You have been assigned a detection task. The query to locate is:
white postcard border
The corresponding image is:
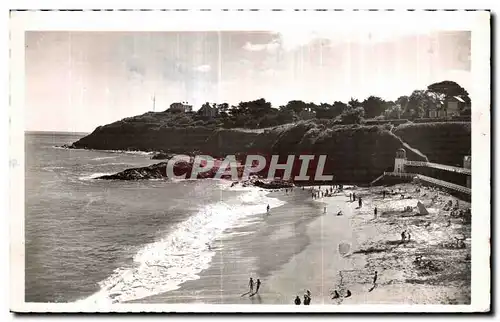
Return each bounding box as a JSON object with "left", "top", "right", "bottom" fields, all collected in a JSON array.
[{"left": 9, "top": 9, "right": 491, "bottom": 313}]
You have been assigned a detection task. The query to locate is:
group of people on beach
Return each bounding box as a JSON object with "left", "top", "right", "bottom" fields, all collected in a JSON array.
[
  {"left": 401, "top": 230, "right": 412, "bottom": 243},
  {"left": 311, "top": 185, "right": 341, "bottom": 200},
  {"left": 294, "top": 290, "right": 311, "bottom": 305},
  {"left": 349, "top": 193, "right": 363, "bottom": 207},
  {"left": 330, "top": 289, "right": 352, "bottom": 299},
  {"left": 246, "top": 277, "right": 261, "bottom": 296}
]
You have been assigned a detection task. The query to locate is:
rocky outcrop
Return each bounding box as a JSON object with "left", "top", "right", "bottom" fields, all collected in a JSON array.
[
  {"left": 71, "top": 113, "right": 470, "bottom": 184},
  {"left": 150, "top": 152, "right": 174, "bottom": 160},
  {"left": 253, "top": 179, "right": 294, "bottom": 189},
  {"left": 98, "top": 162, "right": 169, "bottom": 180},
  {"left": 98, "top": 160, "right": 246, "bottom": 181},
  {"left": 97, "top": 161, "right": 298, "bottom": 189}
]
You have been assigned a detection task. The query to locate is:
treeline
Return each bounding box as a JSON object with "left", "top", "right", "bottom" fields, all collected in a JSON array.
[{"left": 150, "top": 80, "right": 472, "bottom": 129}]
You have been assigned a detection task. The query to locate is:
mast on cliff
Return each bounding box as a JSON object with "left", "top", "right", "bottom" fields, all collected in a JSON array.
[{"left": 152, "top": 93, "right": 156, "bottom": 112}]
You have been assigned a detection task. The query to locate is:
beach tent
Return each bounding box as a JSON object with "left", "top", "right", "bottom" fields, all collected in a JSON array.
[{"left": 417, "top": 201, "right": 429, "bottom": 215}]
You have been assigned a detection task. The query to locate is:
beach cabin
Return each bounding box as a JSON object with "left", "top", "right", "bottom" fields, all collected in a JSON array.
[
  {"left": 463, "top": 155, "right": 471, "bottom": 188},
  {"left": 394, "top": 148, "right": 407, "bottom": 173}
]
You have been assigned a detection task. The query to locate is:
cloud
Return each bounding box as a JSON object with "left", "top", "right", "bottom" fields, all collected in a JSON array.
[
  {"left": 194, "top": 64, "right": 211, "bottom": 73},
  {"left": 242, "top": 41, "right": 280, "bottom": 52}
]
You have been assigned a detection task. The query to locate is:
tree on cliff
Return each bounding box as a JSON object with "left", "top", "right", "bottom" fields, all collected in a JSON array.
[
  {"left": 384, "top": 104, "right": 403, "bottom": 119},
  {"left": 427, "top": 80, "right": 471, "bottom": 105},
  {"left": 339, "top": 106, "right": 365, "bottom": 124},
  {"left": 361, "top": 96, "right": 389, "bottom": 119},
  {"left": 403, "top": 90, "right": 444, "bottom": 118},
  {"left": 281, "top": 100, "right": 309, "bottom": 115},
  {"left": 396, "top": 96, "right": 409, "bottom": 113},
  {"left": 348, "top": 98, "right": 363, "bottom": 108},
  {"left": 217, "top": 103, "right": 230, "bottom": 117},
  {"left": 313, "top": 102, "right": 347, "bottom": 119},
  {"left": 228, "top": 98, "right": 274, "bottom": 128}
]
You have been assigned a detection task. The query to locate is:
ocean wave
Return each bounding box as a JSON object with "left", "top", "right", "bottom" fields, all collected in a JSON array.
[
  {"left": 84, "top": 162, "right": 132, "bottom": 168},
  {"left": 42, "top": 166, "right": 65, "bottom": 172},
  {"left": 52, "top": 146, "right": 154, "bottom": 156},
  {"left": 91, "top": 156, "right": 118, "bottom": 161},
  {"left": 75, "top": 186, "right": 285, "bottom": 305}
]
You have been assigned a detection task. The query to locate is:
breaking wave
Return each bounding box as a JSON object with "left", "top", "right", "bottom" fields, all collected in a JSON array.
[{"left": 75, "top": 185, "right": 284, "bottom": 305}]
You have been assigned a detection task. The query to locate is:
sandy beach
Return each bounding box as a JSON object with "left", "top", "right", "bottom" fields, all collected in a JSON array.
[{"left": 132, "top": 183, "right": 471, "bottom": 305}]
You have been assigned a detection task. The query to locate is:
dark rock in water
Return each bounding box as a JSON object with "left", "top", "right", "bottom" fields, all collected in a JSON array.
[
  {"left": 151, "top": 152, "right": 173, "bottom": 160},
  {"left": 60, "top": 144, "right": 75, "bottom": 149},
  {"left": 253, "top": 179, "right": 294, "bottom": 189},
  {"left": 97, "top": 159, "right": 247, "bottom": 181},
  {"left": 99, "top": 162, "right": 169, "bottom": 180}
]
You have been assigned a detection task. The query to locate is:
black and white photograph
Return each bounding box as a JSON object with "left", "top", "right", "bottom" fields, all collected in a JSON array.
[{"left": 9, "top": 9, "right": 490, "bottom": 313}]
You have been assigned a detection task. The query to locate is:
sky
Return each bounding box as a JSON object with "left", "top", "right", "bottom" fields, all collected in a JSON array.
[{"left": 25, "top": 30, "right": 471, "bottom": 132}]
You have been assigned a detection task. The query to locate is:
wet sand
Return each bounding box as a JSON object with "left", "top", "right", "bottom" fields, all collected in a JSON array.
[
  {"left": 131, "top": 183, "right": 471, "bottom": 305},
  {"left": 132, "top": 188, "right": 325, "bottom": 304}
]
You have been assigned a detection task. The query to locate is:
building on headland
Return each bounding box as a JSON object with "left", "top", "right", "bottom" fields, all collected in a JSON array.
[
  {"left": 198, "top": 103, "right": 220, "bottom": 118},
  {"left": 444, "top": 96, "right": 466, "bottom": 116},
  {"left": 429, "top": 96, "right": 466, "bottom": 118},
  {"left": 169, "top": 102, "right": 193, "bottom": 113},
  {"left": 299, "top": 107, "right": 315, "bottom": 120}
]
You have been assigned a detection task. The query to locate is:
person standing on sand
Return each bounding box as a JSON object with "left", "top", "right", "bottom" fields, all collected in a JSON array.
[
  {"left": 249, "top": 278, "right": 254, "bottom": 293},
  {"left": 368, "top": 271, "right": 378, "bottom": 292},
  {"left": 374, "top": 207, "right": 378, "bottom": 219},
  {"left": 256, "top": 279, "right": 261, "bottom": 293},
  {"left": 383, "top": 190, "right": 386, "bottom": 199},
  {"left": 358, "top": 197, "right": 362, "bottom": 208},
  {"left": 294, "top": 296, "right": 301, "bottom": 305},
  {"left": 267, "top": 204, "right": 270, "bottom": 214},
  {"left": 353, "top": 193, "right": 356, "bottom": 201}
]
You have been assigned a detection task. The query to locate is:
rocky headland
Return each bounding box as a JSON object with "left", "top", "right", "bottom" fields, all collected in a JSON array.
[{"left": 67, "top": 111, "right": 471, "bottom": 185}]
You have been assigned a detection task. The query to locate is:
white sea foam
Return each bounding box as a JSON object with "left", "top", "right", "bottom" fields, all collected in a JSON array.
[
  {"left": 78, "top": 173, "right": 115, "bottom": 181},
  {"left": 75, "top": 185, "right": 285, "bottom": 305},
  {"left": 42, "top": 166, "right": 65, "bottom": 172},
  {"left": 84, "top": 162, "right": 132, "bottom": 168},
  {"left": 52, "top": 145, "right": 154, "bottom": 156},
  {"left": 91, "top": 156, "right": 118, "bottom": 161}
]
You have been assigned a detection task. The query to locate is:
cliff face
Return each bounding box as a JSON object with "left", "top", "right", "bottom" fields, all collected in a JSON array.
[
  {"left": 393, "top": 122, "right": 471, "bottom": 167},
  {"left": 71, "top": 117, "right": 471, "bottom": 184}
]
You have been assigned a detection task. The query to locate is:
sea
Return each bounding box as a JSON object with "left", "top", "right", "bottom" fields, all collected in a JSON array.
[{"left": 24, "top": 132, "right": 285, "bottom": 304}]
